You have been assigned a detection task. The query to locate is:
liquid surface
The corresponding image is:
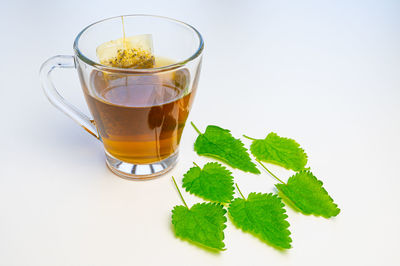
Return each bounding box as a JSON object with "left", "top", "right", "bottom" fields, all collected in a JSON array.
[{"left": 82, "top": 57, "right": 196, "bottom": 164}]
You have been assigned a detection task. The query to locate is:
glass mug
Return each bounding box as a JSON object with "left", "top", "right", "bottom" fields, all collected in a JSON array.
[{"left": 40, "top": 15, "right": 203, "bottom": 179}]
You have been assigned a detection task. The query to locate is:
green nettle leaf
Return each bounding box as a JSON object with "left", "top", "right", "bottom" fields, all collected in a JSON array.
[
  {"left": 171, "top": 177, "right": 227, "bottom": 251},
  {"left": 182, "top": 162, "right": 234, "bottom": 203},
  {"left": 228, "top": 192, "right": 292, "bottom": 249},
  {"left": 191, "top": 123, "right": 260, "bottom": 174},
  {"left": 172, "top": 203, "right": 227, "bottom": 250},
  {"left": 275, "top": 170, "right": 340, "bottom": 218},
  {"left": 246, "top": 132, "right": 308, "bottom": 171}
]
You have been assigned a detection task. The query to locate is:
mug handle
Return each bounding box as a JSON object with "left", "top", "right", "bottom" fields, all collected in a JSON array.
[{"left": 39, "top": 55, "right": 99, "bottom": 139}]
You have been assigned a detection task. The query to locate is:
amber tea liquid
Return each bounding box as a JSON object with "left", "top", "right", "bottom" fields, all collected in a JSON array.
[{"left": 83, "top": 58, "right": 196, "bottom": 164}]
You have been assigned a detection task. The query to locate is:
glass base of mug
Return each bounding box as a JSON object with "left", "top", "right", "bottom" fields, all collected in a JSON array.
[{"left": 105, "top": 151, "right": 178, "bottom": 180}]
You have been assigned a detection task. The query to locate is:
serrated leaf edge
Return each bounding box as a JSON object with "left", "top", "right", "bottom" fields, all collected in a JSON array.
[
  {"left": 171, "top": 202, "right": 228, "bottom": 251},
  {"left": 182, "top": 162, "right": 235, "bottom": 204},
  {"left": 276, "top": 170, "right": 341, "bottom": 218},
  {"left": 195, "top": 125, "right": 260, "bottom": 174},
  {"left": 250, "top": 132, "right": 308, "bottom": 171},
  {"left": 228, "top": 192, "right": 292, "bottom": 249}
]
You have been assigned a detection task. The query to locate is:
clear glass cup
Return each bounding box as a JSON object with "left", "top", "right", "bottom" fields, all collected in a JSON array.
[{"left": 39, "top": 15, "right": 203, "bottom": 179}]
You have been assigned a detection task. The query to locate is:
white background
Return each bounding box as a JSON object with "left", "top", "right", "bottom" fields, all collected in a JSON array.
[{"left": 1, "top": 0, "right": 399, "bottom": 265}]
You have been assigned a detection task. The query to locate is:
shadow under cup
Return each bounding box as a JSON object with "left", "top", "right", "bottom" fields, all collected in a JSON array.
[{"left": 40, "top": 15, "right": 203, "bottom": 179}]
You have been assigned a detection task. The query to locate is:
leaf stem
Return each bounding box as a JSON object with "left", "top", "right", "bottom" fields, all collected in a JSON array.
[
  {"left": 256, "top": 159, "right": 286, "bottom": 184},
  {"left": 242, "top": 135, "right": 257, "bottom": 141},
  {"left": 235, "top": 183, "right": 246, "bottom": 199},
  {"left": 191, "top": 122, "right": 202, "bottom": 135},
  {"left": 193, "top": 162, "right": 200, "bottom": 168},
  {"left": 172, "top": 176, "right": 188, "bottom": 208}
]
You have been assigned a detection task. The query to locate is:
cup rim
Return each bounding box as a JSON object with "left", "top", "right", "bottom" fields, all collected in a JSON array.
[{"left": 73, "top": 14, "right": 204, "bottom": 73}]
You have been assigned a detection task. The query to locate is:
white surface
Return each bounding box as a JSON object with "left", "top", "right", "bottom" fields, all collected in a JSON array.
[{"left": 1, "top": 0, "right": 400, "bottom": 265}]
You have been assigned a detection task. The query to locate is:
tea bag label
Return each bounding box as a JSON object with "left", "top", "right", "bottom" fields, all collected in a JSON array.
[{"left": 96, "top": 34, "right": 155, "bottom": 68}]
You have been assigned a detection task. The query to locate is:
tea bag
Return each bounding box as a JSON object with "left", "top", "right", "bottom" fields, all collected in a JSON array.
[{"left": 96, "top": 34, "right": 155, "bottom": 68}]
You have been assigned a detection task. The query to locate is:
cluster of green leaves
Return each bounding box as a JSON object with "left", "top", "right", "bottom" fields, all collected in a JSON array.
[
  {"left": 248, "top": 133, "right": 341, "bottom": 218},
  {"left": 170, "top": 123, "right": 340, "bottom": 251}
]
